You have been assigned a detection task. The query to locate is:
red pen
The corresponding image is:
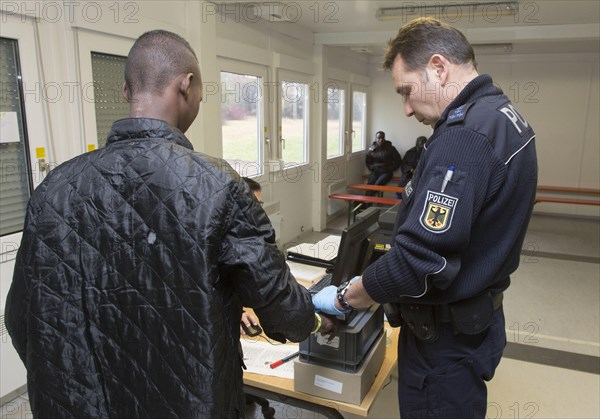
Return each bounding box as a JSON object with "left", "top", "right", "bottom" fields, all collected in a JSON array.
[{"left": 269, "top": 351, "right": 300, "bottom": 369}]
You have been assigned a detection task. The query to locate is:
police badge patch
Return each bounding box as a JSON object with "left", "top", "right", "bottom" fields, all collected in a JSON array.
[{"left": 420, "top": 191, "right": 458, "bottom": 233}]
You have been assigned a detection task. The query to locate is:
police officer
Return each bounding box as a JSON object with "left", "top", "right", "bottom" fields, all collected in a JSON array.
[{"left": 312, "top": 18, "right": 538, "bottom": 419}]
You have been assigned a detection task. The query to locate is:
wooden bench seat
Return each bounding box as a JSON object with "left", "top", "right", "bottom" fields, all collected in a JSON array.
[
  {"left": 534, "top": 196, "right": 600, "bottom": 206},
  {"left": 347, "top": 184, "right": 404, "bottom": 197},
  {"left": 534, "top": 185, "right": 599, "bottom": 208},
  {"left": 537, "top": 185, "right": 600, "bottom": 195},
  {"left": 362, "top": 174, "right": 402, "bottom": 184}
]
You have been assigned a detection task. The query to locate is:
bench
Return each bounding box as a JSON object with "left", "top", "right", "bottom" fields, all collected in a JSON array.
[
  {"left": 354, "top": 181, "right": 600, "bottom": 207},
  {"left": 362, "top": 174, "right": 402, "bottom": 184},
  {"left": 534, "top": 197, "right": 600, "bottom": 206},
  {"left": 329, "top": 193, "right": 402, "bottom": 225},
  {"left": 347, "top": 183, "right": 404, "bottom": 197},
  {"left": 535, "top": 185, "right": 599, "bottom": 207},
  {"left": 537, "top": 185, "right": 600, "bottom": 195}
]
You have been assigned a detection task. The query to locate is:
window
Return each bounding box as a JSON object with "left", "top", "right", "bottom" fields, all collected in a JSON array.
[
  {"left": 220, "top": 71, "right": 263, "bottom": 177},
  {"left": 77, "top": 31, "right": 131, "bottom": 152},
  {"left": 351, "top": 90, "right": 367, "bottom": 153},
  {"left": 280, "top": 80, "right": 309, "bottom": 166},
  {"left": 0, "top": 37, "right": 31, "bottom": 236},
  {"left": 91, "top": 52, "right": 128, "bottom": 148},
  {"left": 326, "top": 83, "right": 345, "bottom": 159}
]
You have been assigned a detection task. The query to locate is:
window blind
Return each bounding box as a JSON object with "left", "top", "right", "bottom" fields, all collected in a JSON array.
[
  {"left": 91, "top": 52, "right": 128, "bottom": 148},
  {"left": 0, "top": 37, "right": 32, "bottom": 236}
]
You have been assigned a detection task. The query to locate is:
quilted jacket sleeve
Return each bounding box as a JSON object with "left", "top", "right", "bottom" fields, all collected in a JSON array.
[
  {"left": 217, "top": 180, "right": 316, "bottom": 343},
  {"left": 4, "top": 189, "right": 43, "bottom": 364}
]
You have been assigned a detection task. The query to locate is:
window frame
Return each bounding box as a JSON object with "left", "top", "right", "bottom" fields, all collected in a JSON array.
[
  {"left": 325, "top": 79, "right": 347, "bottom": 161},
  {"left": 350, "top": 86, "right": 368, "bottom": 155},
  {"left": 0, "top": 16, "right": 48, "bottom": 250},
  {"left": 277, "top": 69, "right": 311, "bottom": 170},
  {"left": 218, "top": 58, "right": 269, "bottom": 177}
]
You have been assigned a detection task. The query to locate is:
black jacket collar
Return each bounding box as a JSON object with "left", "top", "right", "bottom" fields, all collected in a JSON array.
[{"left": 106, "top": 118, "right": 194, "bottom": 150}]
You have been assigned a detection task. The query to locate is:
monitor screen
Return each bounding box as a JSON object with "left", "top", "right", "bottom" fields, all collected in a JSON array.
[{"left": 330, "top": 209, "right": 380, "bottom": 287}]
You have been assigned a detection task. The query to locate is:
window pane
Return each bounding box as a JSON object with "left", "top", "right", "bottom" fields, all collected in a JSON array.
[
  {"left": 0, "top": 37, "right": 32, "bottom": 236},
  {"left": 221, "top": 71, "right": 261, "bottom": 177},
  {"left": 326, "top": 85, "right": 345, "bottom": 159},
  {"left": 281, "top": 81, "right": 308, "bottom": 165},
  {"left": 352, "top": 91, "right": 367, "bottom": 152},
  {"left": 91, "top": 52, "right": 128, "bottom": 148}
]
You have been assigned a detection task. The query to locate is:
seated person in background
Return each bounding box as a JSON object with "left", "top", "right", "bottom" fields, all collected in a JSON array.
[
  {"left": 397, "top": 136, "right": 427, "bottom": 194},
  {"left": 365, "top": 131, "right": 402, "bottom": 197}
]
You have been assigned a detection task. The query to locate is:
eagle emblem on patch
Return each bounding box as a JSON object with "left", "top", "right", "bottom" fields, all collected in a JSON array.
[{"left": 420, "top": 191, "right": 458, "bottom": 233}]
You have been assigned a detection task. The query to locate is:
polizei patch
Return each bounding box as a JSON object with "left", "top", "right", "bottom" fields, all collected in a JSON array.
[{"left": 420, "top": 191, "right": 458, "bottom": 233}]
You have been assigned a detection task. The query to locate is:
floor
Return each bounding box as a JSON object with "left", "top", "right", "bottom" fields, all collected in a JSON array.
[{"left": 2, "top": 212, "right": 599, "bottom": 419}]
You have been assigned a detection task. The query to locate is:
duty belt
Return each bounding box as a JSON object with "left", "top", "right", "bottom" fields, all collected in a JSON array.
[
  {"left": 400, "top": 291, "right": 504, "bottom": 341},
  {"left": 438, "top": 291, "right": 503, "bottom": 323}
]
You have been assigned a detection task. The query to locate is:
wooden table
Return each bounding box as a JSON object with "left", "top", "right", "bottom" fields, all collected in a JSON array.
[
  {"left": 328, "top": 193, "right": 402, "bottom": 225},
  {"left": 243, "top": 325, "right": 399, "bottom": 418}
]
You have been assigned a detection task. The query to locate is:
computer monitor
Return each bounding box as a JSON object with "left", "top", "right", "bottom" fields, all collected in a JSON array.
[
  {"left": 299, "top": 209, "right": 384, "bottom": 369},
  {"left": 330, "top": 209, "right": 380, "bottom": 287}
]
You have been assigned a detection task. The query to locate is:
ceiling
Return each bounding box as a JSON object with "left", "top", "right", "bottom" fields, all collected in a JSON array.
[{"left": 220, "top": 0, "right": 600, "bottom": 56}]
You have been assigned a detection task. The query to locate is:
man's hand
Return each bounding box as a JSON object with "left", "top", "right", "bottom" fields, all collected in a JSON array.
[
  {"left": 240, "top": 312, "right": 259, "bottom": 335},
  {"left": 317, "top": 313, "right": 339, "bottom": 342}
]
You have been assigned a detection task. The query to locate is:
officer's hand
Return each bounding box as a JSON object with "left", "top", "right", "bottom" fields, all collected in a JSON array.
[
  {"left": 317, "top": 313, "right": 339, "bottom": 342},
  {"left": 312, "top": 285, "right": 348, "bottom": 315}
]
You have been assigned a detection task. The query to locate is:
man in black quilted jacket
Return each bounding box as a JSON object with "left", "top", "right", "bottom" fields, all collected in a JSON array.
[{"left": 5, "top": 30, "right": 331, "bottom": 419}]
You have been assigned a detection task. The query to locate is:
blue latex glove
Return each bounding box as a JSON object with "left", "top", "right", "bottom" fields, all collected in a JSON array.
[{"left": 312, "top": 285, "right": 348, "bottom": 315}]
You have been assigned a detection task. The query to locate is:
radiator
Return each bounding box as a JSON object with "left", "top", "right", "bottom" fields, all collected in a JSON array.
[{"left": 0, "top": 310, "right": 27, "bottom": 400}]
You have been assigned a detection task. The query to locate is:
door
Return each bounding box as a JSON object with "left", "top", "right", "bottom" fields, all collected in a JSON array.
[{"left": 1, "top": 14, "right": 50, "bottom": 399}]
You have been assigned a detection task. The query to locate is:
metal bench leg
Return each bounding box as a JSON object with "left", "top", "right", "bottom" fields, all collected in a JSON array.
[{"left": 347, "top": 202, "right": 353, "bottom": 225}]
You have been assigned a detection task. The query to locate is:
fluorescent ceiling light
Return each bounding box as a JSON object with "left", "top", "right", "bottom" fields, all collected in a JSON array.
[{"left": 376, "top": 2, "right": 518, "bottom": 21}]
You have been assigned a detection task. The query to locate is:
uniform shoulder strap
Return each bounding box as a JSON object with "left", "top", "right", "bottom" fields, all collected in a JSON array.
[{"left": 447, "top": 102, "right": 475, "bottom": 126}]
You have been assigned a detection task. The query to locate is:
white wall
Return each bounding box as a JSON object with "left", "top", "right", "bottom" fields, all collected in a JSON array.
[
  {"left": 368, "top": 66, "right": 433, "bottom": 155},
  {"left": 478, "top": 53, "right": 599, "bottom": 217}
]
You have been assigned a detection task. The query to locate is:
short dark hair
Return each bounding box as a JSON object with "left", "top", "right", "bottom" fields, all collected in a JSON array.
[
  {"left": 243, "top": 177, "right": 261, "bottom": 192},
  {"left": 383, "top": 18, "right": 476, "bottom": 72},
  {"left": 125, "top": 30, "right": 199, "bottom": 97},
  {"left": 376, "top": 131, "right": 385, "bottom": 138}
]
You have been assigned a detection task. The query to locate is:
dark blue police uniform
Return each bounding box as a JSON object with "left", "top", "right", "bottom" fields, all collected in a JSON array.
[{"left": 362, "top": 75, "right": 538, "bottom": 419}]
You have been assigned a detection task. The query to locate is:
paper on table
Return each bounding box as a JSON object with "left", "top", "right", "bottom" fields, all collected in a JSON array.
[
  {"left": 287, "top": 260, "right": 326, "bottom": 285},
  {"left": 240, "top": 339, "right": 298, "bottom": 379}
]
